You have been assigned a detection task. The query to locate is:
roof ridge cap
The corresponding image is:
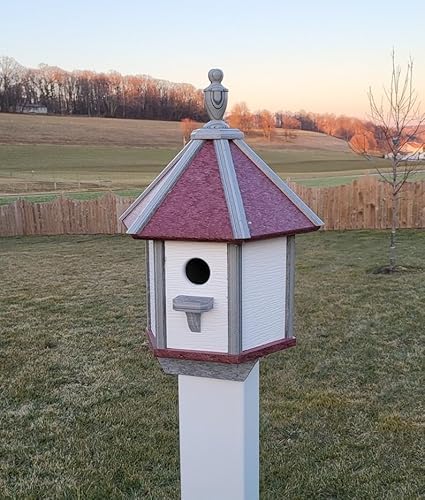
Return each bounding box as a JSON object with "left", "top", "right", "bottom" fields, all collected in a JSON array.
[{"left": 215, "top": 139, "right": 250, "bottom": 239}]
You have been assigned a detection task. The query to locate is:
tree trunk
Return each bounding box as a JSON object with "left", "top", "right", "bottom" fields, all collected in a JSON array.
[{"left": 389, "top": 189, "right": 398, "bottom": 272}]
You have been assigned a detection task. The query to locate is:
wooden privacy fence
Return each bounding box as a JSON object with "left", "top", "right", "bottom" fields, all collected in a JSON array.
[
  {"left": 1, "top": 177, "right": 424, "bottom": 237},
  {"left": 0, "top": 192, "right": 132, "bottom": 237},
  {"left": 292, "top": 177, "right": 425, "bottom": 230}
]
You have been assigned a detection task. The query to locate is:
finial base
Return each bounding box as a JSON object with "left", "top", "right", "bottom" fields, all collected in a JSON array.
[{"left": 191, "top": 127, "right": 244, "bottom": 140}]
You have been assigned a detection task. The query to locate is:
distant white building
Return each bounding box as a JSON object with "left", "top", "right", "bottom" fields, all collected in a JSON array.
[
  {"left": 16, "top": 104, "right": 48, "bottom": 114},
  {"left": 385, "top": 141, "right": 425, "bottom": 161}
]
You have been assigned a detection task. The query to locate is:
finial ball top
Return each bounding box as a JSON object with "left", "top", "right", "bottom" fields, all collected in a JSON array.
[{"left": 208, "top": 68, "right": 224, "bottom": 84}]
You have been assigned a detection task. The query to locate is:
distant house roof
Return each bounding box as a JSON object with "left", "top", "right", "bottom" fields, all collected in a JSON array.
[
  {"left": 16, "top": 103, "right": 47, "bottom": 113},
  {"left": 401, "top": 142, "right": 425, "bottom": 153}
]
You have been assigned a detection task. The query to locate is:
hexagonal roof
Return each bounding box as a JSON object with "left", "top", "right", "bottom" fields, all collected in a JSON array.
[{"left": 120, "top": 71, "right": 322, "bottom": 242}]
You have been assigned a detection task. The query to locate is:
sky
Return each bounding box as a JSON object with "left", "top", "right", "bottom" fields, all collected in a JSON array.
[{"left": 2, "top": 0, "right": 425, "bottom": 118}]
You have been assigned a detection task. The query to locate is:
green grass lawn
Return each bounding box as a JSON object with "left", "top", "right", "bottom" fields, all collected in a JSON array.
[
  {"left": 0, "top": 144, "right": 178, "bottom": 193},
  {"left": 0, "top": 144, "right": 376, "bottom": 184},
  {"left": 0, "top": 189, "right": 146, "bottom": 206},
  {"left": 0, "top": 143, "right": 389, "bottom": 200},
  {"left": 1, "top": 231, "right": 424, "bottom": 498},
  {"left": 256, "top": 148, "right": 383, "bottom": 174}
]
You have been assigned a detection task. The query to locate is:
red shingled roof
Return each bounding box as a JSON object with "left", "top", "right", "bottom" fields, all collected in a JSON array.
[
  {"left": 230, "top": 143, "right": 316, "bottom": 238},
  {"left": 140, "top": 142, "right": 234, "bottom": 241}
]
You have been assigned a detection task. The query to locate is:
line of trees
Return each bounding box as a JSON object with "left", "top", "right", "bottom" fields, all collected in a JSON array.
[
  {"left": 2, "top": 55, "right": 422, "bottom": 162},
  {"left": 227, "top": 102, "right": 383, "bottom": 151},
  {"left": 0, "top": 56, "right": 208, "bottom": 121}
]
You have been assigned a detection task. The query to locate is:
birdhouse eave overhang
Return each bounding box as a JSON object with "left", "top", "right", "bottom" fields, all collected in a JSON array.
[{"left": 130, "top": 224, "right": 320, "bottom": 243}]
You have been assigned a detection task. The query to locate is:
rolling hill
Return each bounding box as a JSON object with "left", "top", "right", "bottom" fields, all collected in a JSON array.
[
  {"left": 0, "top": 113, "right": 390, "bottom": 201},
  {"left": 0, "top": 112, "right": 350, "bottom": 151}
]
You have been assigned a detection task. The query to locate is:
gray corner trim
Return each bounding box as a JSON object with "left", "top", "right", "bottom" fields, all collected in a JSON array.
[
  {"left": 191, "top": 128, "right": 244, "bottom": 140},
  {"left": 153, "top": 241, "right": 166, "bottom": 348},
  {"left": 214, "top": 140, "right": 251, "bottom": 239},
  {"left": 233, "top": 139, "right": 324, "bottom": 227},
  {"left": 158, "top": 358, "right": 257, "bottom": 381},
  {"left": 228, "top": 244, "right": 242, "bottom": 354},
  {"left": 145, "top": 241, "right": 151, "bottom": 331},
  {"left": 120, "top": 139, "right": 195, "bottom": 222},
  {"left": 126, "top": 140, "right": 204, "bottom": 234},
  {"left": 285, "top": 235, "right": 296, "bottom": 339}
]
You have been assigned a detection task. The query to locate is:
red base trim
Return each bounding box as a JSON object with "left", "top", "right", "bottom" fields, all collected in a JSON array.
[{"left": 146, "top": 329, "right": 296, "bottom": 364}]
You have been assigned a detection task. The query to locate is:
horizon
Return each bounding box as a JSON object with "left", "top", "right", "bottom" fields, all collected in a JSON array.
[
  {"left": 0, "top": 54, "right": 382, "bottom": 121},
  {"left": 2, "top": 0, "right": 425, "bottom": 119}
]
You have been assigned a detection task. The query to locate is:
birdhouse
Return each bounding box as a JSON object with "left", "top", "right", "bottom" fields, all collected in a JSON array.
[{"left": 120, "top": 69, "right": 322, "bottom": 380}]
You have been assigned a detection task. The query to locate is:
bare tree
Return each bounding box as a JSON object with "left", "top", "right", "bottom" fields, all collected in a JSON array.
[
  {"left": 227, "top": 102, "right": 253, "bottom": 134},
  {"left": 256, "top": 109, "right": 275, "bottom": 141},
  {"left": 0, "top": 56, "right": 23, "bottom": 111},
  {"left": 0, "top": 56, "right": 208, "bottom": 121},
  {"left": 364, "top": 51, "right": 425, "bottom": 272}
]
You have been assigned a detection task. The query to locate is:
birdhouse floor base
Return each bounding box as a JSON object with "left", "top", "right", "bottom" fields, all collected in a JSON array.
[
  {"left": 146, "top": 328, "right": 296, "bottom": 364},
  {"left": 178, "top": 362, "right": 259, "bottom": 500}
]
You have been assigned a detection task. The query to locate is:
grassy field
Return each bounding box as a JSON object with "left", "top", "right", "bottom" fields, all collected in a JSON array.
[
  {"left": 1, "top": 231, "right": 424, "bottom": 498},
  {"left": 0, "top": 113, "right": 394, "bottom": 202},
  {"left": 0, "top": 143, "right": 384, "bottom": 199},
  {"left": 0, "top": 113, "right": 185, "bottom": 147},
  {"left": 0, "top": 144, "right": 178, "bottom": 194}
]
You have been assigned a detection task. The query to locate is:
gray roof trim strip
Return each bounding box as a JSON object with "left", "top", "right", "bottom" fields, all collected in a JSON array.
[
  {"left": 126, "top": 140, "right": 204, "bottom": 234},
  {"left": 214, "top": 139, "right": 251, "bottom": 239},
  {"left": 120, "top": 139, "right": 196, "bottom": 223},
  {"left": 233, "top": 139, "right": 324, "bottom": 226}
]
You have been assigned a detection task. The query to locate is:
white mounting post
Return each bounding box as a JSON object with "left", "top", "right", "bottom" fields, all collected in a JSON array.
[{"left": 178, "top": 362, "right": 259, "bottom": 500}]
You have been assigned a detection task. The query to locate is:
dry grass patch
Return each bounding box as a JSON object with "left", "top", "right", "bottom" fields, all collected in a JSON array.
[{"left": 0, "top": 114, "right": 185, "bottom": 147}]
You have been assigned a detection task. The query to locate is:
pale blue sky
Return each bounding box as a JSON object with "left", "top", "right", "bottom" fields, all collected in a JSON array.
[{"left": 2, "top": 0, "right": 425, "bottom": 117}]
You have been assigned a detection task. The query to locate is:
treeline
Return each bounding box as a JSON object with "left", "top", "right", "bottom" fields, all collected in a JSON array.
[
  {"left": 0, "top": 56, "right": 208, "bottom": 121},
  {"left": 227, "top": 102, "right": 382, "bottom": 152},
  {"left": 1, "top": 55, "right": 409, "bottom": 153}
]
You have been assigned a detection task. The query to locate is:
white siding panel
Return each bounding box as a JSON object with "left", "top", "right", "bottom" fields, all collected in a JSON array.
[
  {"left": 165, "top": 241, "right": 228, "bottom": 352},
  {"left": 148, "top": 240, "right": 156, "bottom": 336},
  {"left": 242, "top": 237, "right": 286, "bottom": 350}
]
